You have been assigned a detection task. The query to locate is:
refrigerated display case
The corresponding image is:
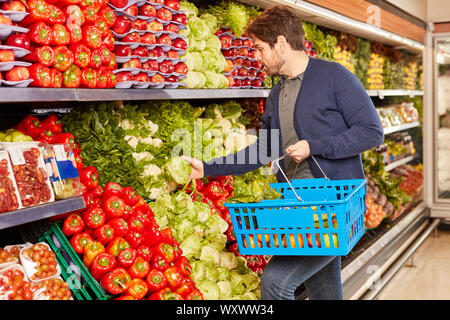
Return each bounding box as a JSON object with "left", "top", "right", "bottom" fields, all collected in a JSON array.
[{"left": 0, "top": 0, "right": 437, "bottom": 300}]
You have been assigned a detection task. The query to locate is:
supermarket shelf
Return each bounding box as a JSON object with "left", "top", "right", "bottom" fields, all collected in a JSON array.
[
  {"left": 366, "top": 90, "right": 424, "bottom": 98},
  {"left": 0, "top": 88, "right": 271, "bottom": 103},
  {"left": 383, "top": 121, "right": 421, "bottom": 135},
  {"left": 384, "top": 155, "right": 416, "bottom": 172},
  {"left": 341, "top": 201, "right": 428, "bottom": 299},
  {"left": 0, "top": 197, "right": 85, "bottom": 231},
  {"left": 239, "top": 0, "right": 424, "bottom": 53}
]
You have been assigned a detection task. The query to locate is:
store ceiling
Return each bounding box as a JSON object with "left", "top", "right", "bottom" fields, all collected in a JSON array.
[{"left": 386, "top": 0, "right": 450, "bottom": 23}]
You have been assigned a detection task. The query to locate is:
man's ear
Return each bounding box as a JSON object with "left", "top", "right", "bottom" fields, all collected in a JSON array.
[{"left": 276, "top": 35, "right": 289, "bottom": 53}]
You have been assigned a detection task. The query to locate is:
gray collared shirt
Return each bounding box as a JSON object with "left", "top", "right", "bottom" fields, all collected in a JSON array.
[{"left": 278, "top": 73, "right": 313, "bottom": 180}]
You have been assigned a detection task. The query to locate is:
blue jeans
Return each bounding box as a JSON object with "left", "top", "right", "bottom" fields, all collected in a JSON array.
[{"left": 260, "top": 255, "right": 343, "bottom": 300}]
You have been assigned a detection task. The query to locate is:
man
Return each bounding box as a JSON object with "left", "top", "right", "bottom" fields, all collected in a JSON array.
[{"left": 182, "top": 5, "right": 384, "bottom": 300}]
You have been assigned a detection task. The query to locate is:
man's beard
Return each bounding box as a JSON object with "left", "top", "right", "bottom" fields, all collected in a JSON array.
[{"left": 264, "top": 50, "right": 284, "bottom": 77}]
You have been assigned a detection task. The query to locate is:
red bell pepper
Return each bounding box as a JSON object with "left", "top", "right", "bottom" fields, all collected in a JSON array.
[
  {"left": 148, "top": 287, "right": 183, "bottom": 300},
  {"left": 203, "top": 181, "right": 224, "bottom": 200},
  {"left": 36, "top": 130, "right": 55, "bottom": 144},
  {"left": 122, "top": 205, "right": 133, "bottom": 220},
  {"left": 108, "top": 218, "right": 129, "bottom": 238},
  {"left": 214, "top": 196, "right": 228, "bottom": 213},
  {"left": 88, "top": 185, "right": 103, "bottom": 199},
  {"left": 48, "top": 5, "right": 66, "bottom": 24},
  {"left": 82, "top": 25, "right": 102, "bottom": 49},
  {"left": 53, "top": 45, "right": 74, "bottom": 72},
  {"left": 70, "top": 43, "right": 91, "bottom": 68},
  {"left": 42, "top": 114, "right": 62, "bottom": 135},
  {"left": 102, "top": 30, "right": 115, "bottom": 53},
  {"left": 29, "top": 22, "right": 53, "bottom": 46},
  {"left": 152, "top": 242, "right": 175, "bottom": 263},
  {"left": 94, "top": 18, "right": 109, "bottom": 39},
  {"left": 117, "top": 247, "right": 137, "bottom": 269},
  {"left": 105, "top": 68, "right": 117, "bottom": 88},
  {"left": 163, "top": 267, "right": 183, "bottom": 289},
  {"left": 54, "top": 132, "right": 75, "bottom": 148},
  {"left": 172, "top": 242, "right": 182, "bottom": 261},
  {"left": 122, "top": 187, "right": 138, "bottom": 206},
  {"left": 185, "top": 289, "right": 204, "bottom": 300},
  {"left": 22, "top": 116, "right": 44, "bottom": 138},
  {"left": 150, "top": 254, "right": 169, "bottom": 272},
  {"left": 125, "top": 231, "right": 144, "bottom": 249},
  {"left": 133, "top": 196, "right": 149, "bottom": 216},
  {"left": 69, "top": 232, "right": 93, "bottom": 254},
  {"left": 90, "top": 252, "right": 117, "bottom": 280},
  {"left": 32, "top": 45, "right": 55, "bottom": 66},
  {"left": 62, "top": 213, "right": 85, "bottom": 236},
  {"left": 83, "top": 241, "right": 105, "bottom": 267},
  {"left": 94, "top": 223, "right": 115, "bottom": 245},
  {"left": 106, "top": 236, "right": 130, "bottom": 257},
  {"left": 160, "top": 228, "right": 173, "bottom": 244},
  {"left": 127, "top": 216, "right": 145, "bottom": 233},
  {"left": 174, "top": 256, "right": 192, "bottom": 276},
  {"left": 88, "top": 48, "right": 102, "bottom": 69},
  {"left": 146, "top": 269, "right": 167, "bottom": 293},
  {"left": 254, "top": 267, "right": 264, "bottom": 278},
  {"left": 24, "top": 0, "right": 51, "bottom": 25},
  {"left": 82, "top": 206, "right": 105, "bottom": 229},
  {"left": 50, "top": 68, "right": 63, "bottom": 88},
  {"left": 72, "top": 142, "right": 81, "bottom": 155},
  {"left": 29, "top": 63, "right": 52, "bottom": 88},
  {"left": 99, "top": 6, "right": 116, "bottom": 27},
  {"left": 83, "top": 191, "right": 95, "bottom": 209},
  {"left": 107, "top": 53, "right": 117, "bottom": 70},
  {"left": 52, "top": 24, "right": 70, "bottom": 46},
  {"left": 100, "top": 267, "right": 131, "bottom": 295},
  {"left": 128, "top": 257, "right": 150, "bottom": 279},
  {"left": 103, "top": 195, "right": 126, "bottom": 220},
  {"left": 174, "top": 277, "right": 194, "bottom": 297},
  {"left": 227, "top": 242, "right": 240, "bottom": 255},
  {"left": 98, "top": 44, "right": 111, "bottom": 66},
  {"left": 142, "top": 224, "right": 163, "bottom": 248},
  {"left": 96, "top": 67, "right": 108, "bottom": 88},
  {"left": 103, "top": 182, "right": 123, "bottom": 199},
  {"left": 225, "top": 227, "right": 236, "bottom": 243},
  {"left": 66, "top": 23, "right": 82, "bottom": 43},
  {"left": 82, "top": 5, "right": 98, "bottom": 24},
  {"left": 79, "top": 166, "right": 98, "bottom": 189},
  {"left": 80, "top": 67, "right": 97, "bottom": 88},
  {"left": 136, "top": 245, "right": 152, "bottom": 262},
  {"left": 115, "top": 295, "right": 135, "bottom": 300},
  {"left": 64, "top": 5, "right": 85, "bottom": 26},
  {"left": 132, "top": 212, "right": 152, "bottom": 229},
  {"left": 62, "top": 64, "right": 81, "bottom": 88},
  {"left": 127, "top": 278, "right": 148, "bottom": 300}
]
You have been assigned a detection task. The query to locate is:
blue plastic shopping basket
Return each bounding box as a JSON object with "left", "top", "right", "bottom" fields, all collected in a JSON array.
[{"left": 225, "top": 155, "right": 366, "bottom": 256}]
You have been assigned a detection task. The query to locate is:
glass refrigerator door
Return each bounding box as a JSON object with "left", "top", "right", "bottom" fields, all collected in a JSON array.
[{"left": 435, "top": 37, "right": 450, "bottom": 200}]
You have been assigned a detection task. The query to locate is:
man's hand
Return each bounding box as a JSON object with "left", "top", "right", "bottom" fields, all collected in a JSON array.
[
  {"left": 286, "top": 140, "right": 310, "bottom": 162},
  {"left": 181, "top": 155, "right": 204, "bottom": 180}
]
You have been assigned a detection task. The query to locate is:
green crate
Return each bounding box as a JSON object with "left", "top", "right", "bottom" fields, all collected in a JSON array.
[{"left": 39, "top": 221, "right": 112, "bottom": 300}]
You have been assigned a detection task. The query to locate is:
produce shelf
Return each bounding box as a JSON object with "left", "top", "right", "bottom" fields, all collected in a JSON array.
[
  {"left": 366, "top": 90, "right": 424, "bottom": 98},
  {"left": 239, "top": 0, "right": 424, "bottom": 53},
  {"left": 0, "top": 88, "right": 271, "bottom": 103},
  {"left": 384, "top": 121, "right": 421, "bottom": 135},
  {"left": 384, "top": 155, "right": 416, "bottom": 172},
  {"left": 0, "top": 197, "right": 85, "bottom": 230}
]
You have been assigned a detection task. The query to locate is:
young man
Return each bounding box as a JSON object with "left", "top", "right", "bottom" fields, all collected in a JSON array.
[{"left": 182, "top": 5, "right": 384, "bottom": 300}]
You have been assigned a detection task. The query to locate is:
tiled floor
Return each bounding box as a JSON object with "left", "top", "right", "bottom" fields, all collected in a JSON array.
[{"left": 376, "top": 229, "right": 450, "bottom": 300}]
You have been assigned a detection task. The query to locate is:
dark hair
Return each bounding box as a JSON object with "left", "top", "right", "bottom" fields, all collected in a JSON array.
[{"left": 246, "top": 5, "right": 305, "bottom": 51}]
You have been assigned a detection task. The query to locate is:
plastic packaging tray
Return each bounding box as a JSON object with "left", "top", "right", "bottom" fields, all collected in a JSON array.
[
  {"left": 0, "top": 149, "right": 22, "bottom": 213},
  {"left": 19, "top": 242, "right": 61, "bottom": 283},
  {"left": 0, "top": 264, "right": 29, "bottom": 300},
  {"left": 0, "top": 79, "right": 33, "bottom": 87},
  {"left": 0, "top": 24, "right": 28, "bottom": 39},
  {"left": 0, "top": 45, "right": 31, "bottom": 58},
  {"left": 0, "top": 60, "right": 31, "bottom": 72},
  {"left": 0, "top": 9, "right": 29, "bottom": 22},
  {"left": 3, "top": 143, "right": 55, "bottom": 208}
]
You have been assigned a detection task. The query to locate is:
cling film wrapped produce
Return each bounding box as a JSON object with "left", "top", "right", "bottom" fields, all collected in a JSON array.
[
  {"left": 41, "top": 144, "right": 83, "bottom": 200},
  {"left": 0, "top": 150, "right": 21, "bottom": 213}
]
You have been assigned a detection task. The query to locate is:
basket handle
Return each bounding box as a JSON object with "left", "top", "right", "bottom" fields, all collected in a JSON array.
[{"left": 259, "top": 154, "right": 329, "bottom": 202}]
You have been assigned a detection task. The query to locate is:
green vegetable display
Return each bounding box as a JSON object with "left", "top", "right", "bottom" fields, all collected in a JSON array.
[{"left": 150, "top": 190, "right": 261, "bottom": 300}]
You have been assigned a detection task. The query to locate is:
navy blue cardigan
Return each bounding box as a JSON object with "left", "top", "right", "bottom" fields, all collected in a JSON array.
[{"left": 203, "top": 57, "right": 384, "bottom": 181}]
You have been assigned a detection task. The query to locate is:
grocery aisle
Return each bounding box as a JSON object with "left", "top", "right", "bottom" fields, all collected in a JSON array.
[{"left": 376, "top": 227, "right": 450, "bottom": 300}]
